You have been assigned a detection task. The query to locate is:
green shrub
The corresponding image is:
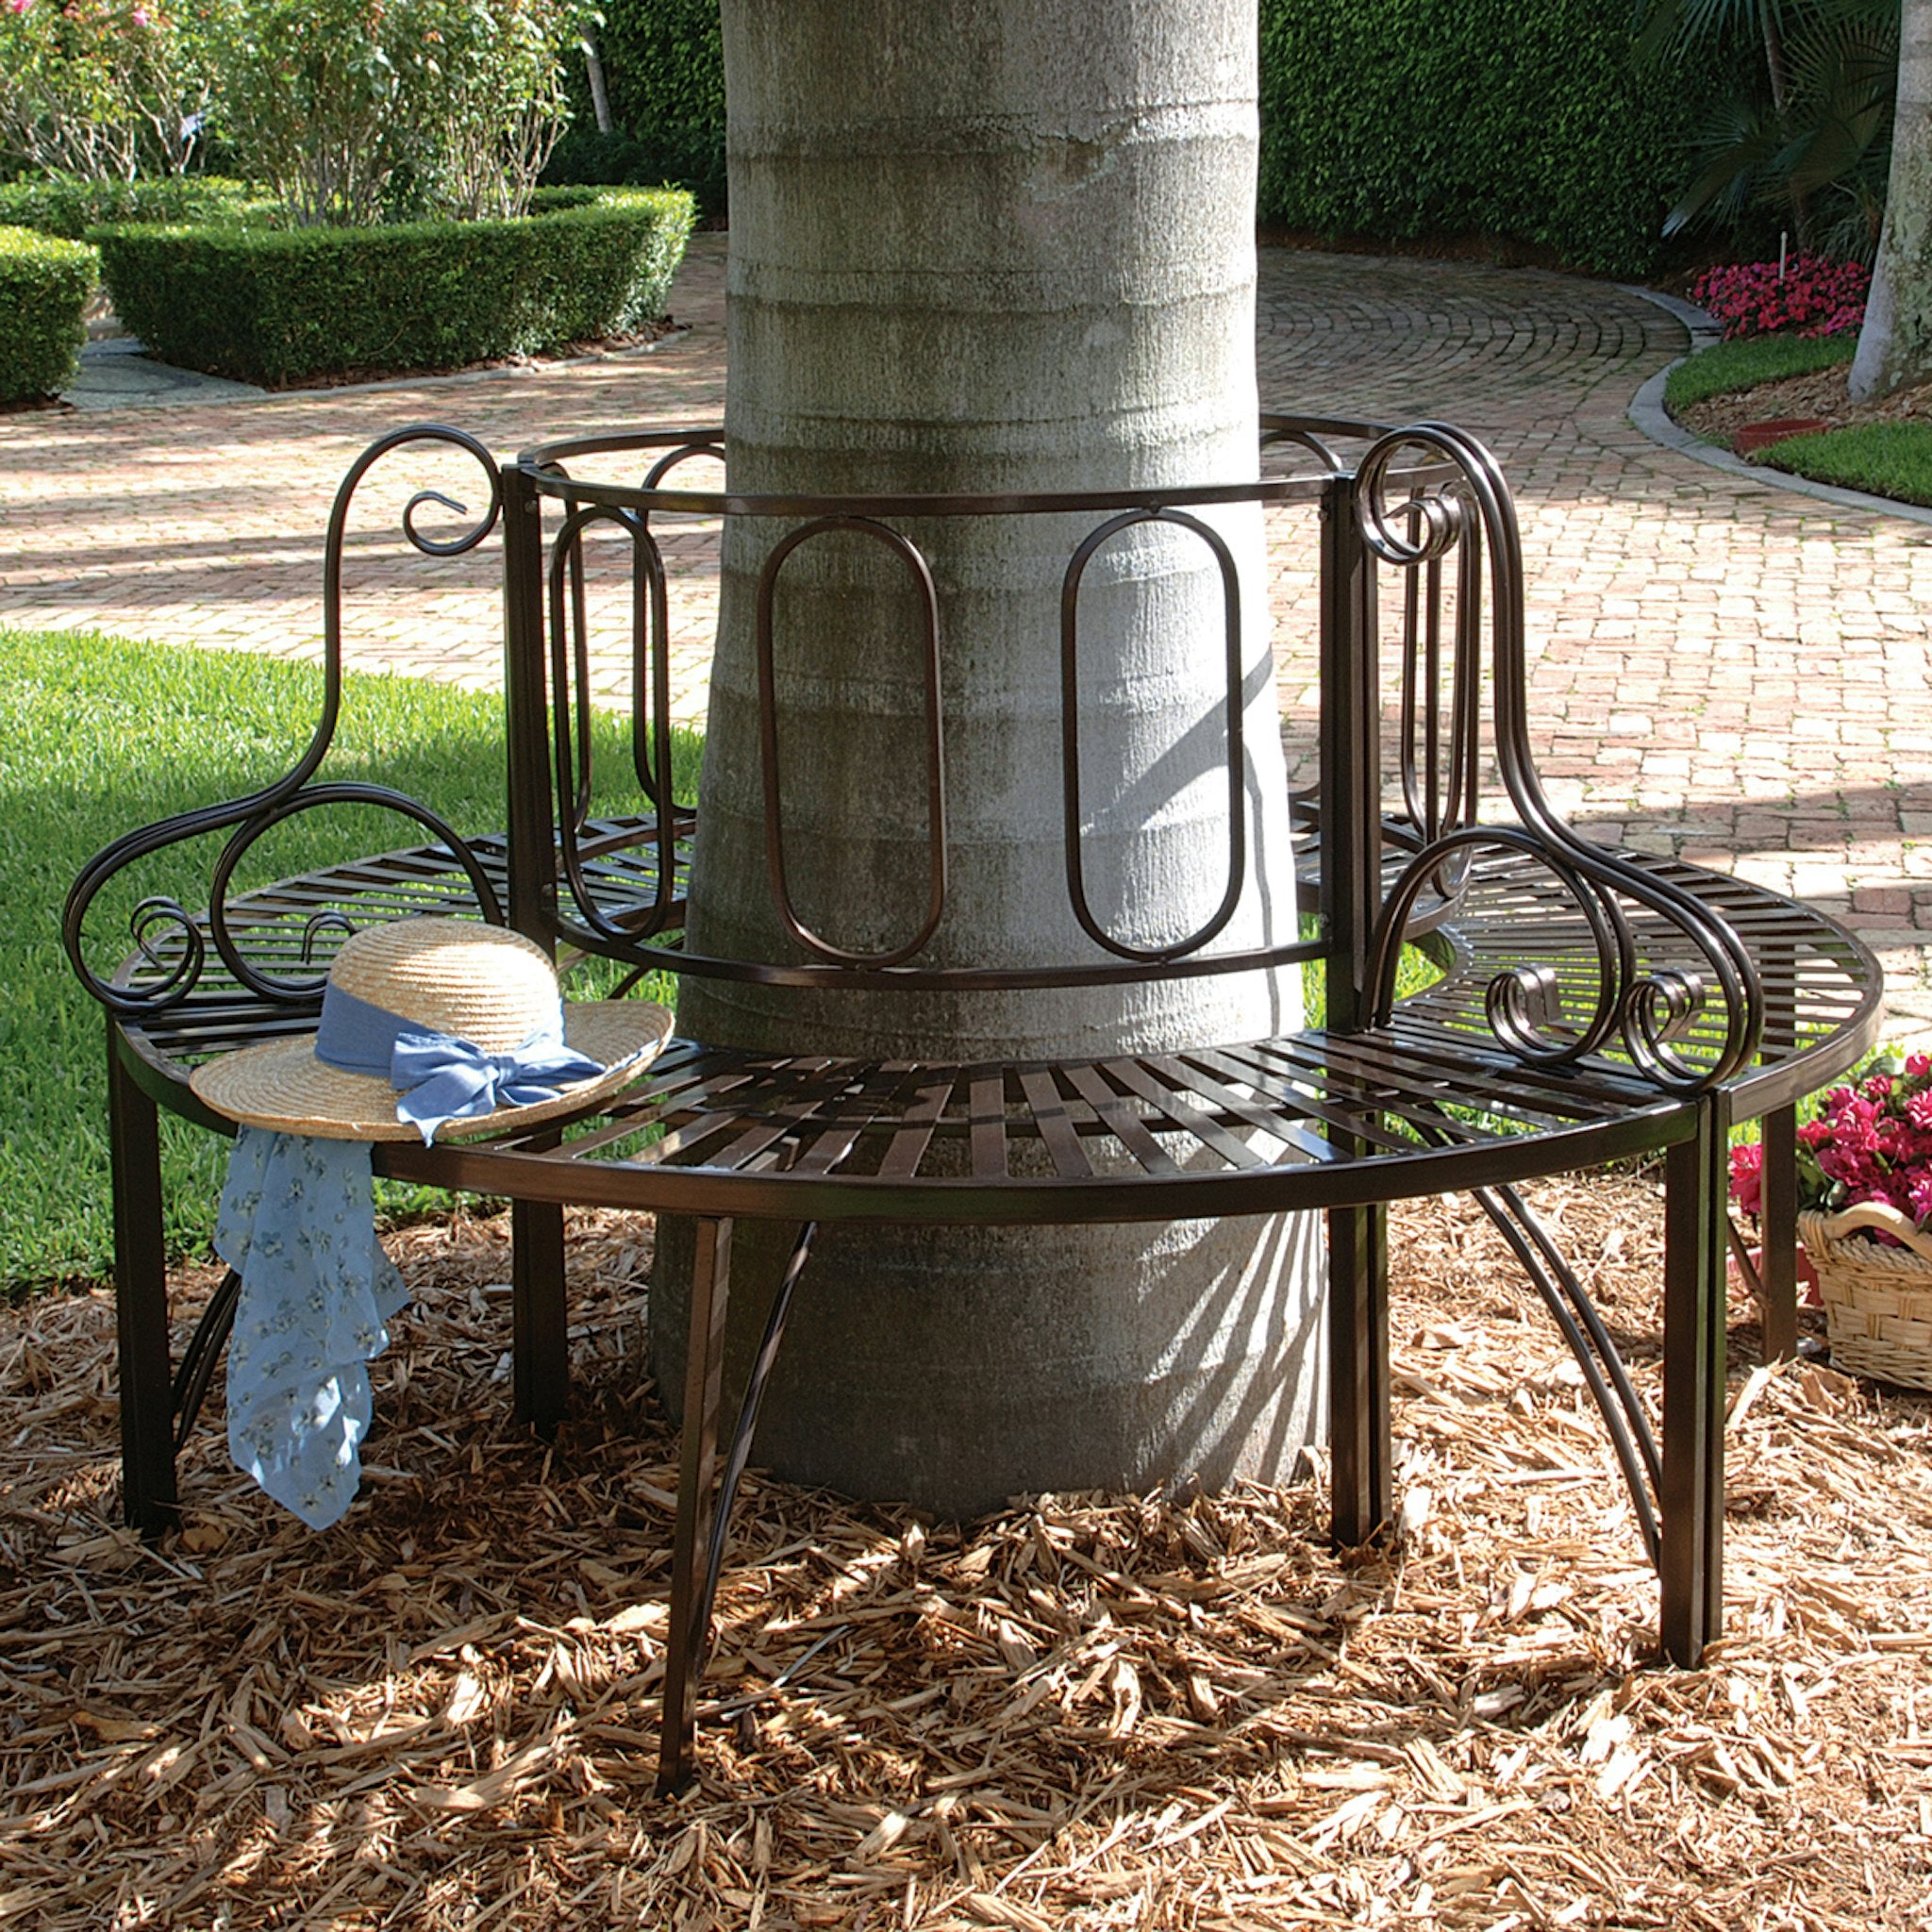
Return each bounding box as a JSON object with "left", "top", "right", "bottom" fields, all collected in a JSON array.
[
  {"left": 1257, "top": 0, "right": 1735, "bottom": 276},
  {"left": 0, "top": 173, "right": 263, "bottom": 240},
  {"left": 562, "top": 0, "right": 725, "bottom": 216},
  {"left": 216, "top": 0, "right": 595, "bottom": 227},
  {"left": 0, "top": 0, "right": 217, "bottom": 182},
  {"left": 92, "top": 185, "right": 695, "bottom": 386},
  {"left": 0, "top": 223, "right": 96, "bottom": 400},
  {"left": 541, "top": 122, "right": 726, "bottom": 220},
  {"left": 583, "top": 0, "right": 1730, "bottom": 275}
]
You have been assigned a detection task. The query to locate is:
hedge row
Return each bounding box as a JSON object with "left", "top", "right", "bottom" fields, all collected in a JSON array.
[
  {"left": 1256, "top": 0, "right": 1731, "bottom": 277},
  {"left": 581, "top": 0, "right": 1725, "bottom": 275},
  {"left": 92, "top": 186, "right": 696, "bottom": 387},
  {"left": 0, "top": 225, "right": 97, "bottom": 401},
  {"left": 0, "top": 175, "right": 264, "bottom": 242},
  {"left": 565, "top": 0, "right": 725, "bottom": 216}
]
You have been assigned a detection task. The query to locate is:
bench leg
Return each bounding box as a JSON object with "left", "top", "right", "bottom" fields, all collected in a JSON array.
[
  {"left": 510, "top": 1198, "right": 569, "bottom": 1432},
  {"left": 1756, "top": 1103, "right": 1799, "bottom": 1364},
  {"left": 658, "top": 1215, "right": 732, "bottom": 1798},
  {"left": 108, "top": 1025, "right": 178, "bottom": 1537},
  {"left": 1327, "top": 1200, "right": 1391, "bottom": 1547},
  {"left": 1755, "top": 931, "right": 1801, "bottom": 1366},
  {"left": 1660, "top": 1097, "right": 1729, "bottom": 1664}
]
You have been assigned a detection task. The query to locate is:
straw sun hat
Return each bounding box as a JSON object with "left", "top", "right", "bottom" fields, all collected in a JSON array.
[{"left": 191, "top": 918, "right": 672, "bottom": 1142}]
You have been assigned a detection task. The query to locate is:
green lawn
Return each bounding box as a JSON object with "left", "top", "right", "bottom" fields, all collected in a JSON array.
[
  {"left": 3, "top": 627, "right": 693, "bottom": 1291},
  {"left": 1758, "top": 420, "right": 1932, "bottom": 508},
  {"left": 1664, "top": 332, "right": 1932, "bottom": 506},
  {"left": 1663, "top": 331, "right": 1856, "bottom": 412}
]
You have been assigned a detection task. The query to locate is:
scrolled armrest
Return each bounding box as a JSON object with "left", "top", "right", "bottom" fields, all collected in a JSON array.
[{"left": 63, "top": 425, "right": 507, "bottom": 1021}]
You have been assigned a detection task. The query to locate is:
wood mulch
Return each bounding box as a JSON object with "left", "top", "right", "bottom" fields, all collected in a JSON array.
[
  {"left": 4, "top": 1176, "right": 1930, "bottom": 1929},
  {"left": 1675, "top": 362, "right": 1932, "bottom": 453}
]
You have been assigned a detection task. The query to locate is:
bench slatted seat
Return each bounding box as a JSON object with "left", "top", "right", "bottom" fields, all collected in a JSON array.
[{"left": 67, "top": 412, "right": 1882, "bottom": 1802}]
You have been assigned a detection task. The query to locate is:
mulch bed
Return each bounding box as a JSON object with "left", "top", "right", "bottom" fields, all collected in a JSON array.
[
  {"left": 4, "top": 1176, "right": 1929, "bottom": 1929},
  {"left": 1676, "top": 363, "right": 1932, "bottom": 453}
]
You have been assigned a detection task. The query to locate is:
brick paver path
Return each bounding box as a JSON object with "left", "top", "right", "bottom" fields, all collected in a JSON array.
[{"left": 6, "top": 233, "right": 1928, "bottom": 1037}]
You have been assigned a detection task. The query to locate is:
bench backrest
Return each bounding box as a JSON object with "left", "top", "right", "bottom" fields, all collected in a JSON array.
[
  {"left": 508, "top": 417, "right": 1761, "bottom": 1090},
  {"left": 62, "top": 414, "right": 1764, "bottom": 1097}
]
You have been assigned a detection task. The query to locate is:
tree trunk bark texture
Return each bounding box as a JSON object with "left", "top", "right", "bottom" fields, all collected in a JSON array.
[
  {"left": 1851, "top": 0, "right": 1932, "bottom": 401},
  {"left": 652, "top": 0, "right": 1324, "bottom": 1518}
]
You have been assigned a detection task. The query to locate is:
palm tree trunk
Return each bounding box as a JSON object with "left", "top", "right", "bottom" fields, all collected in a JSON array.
[
  {"left": 653, "top": 0, "right": 1324, "bottom": 1516},
  {"left": 1851, "top": 0, "right": 1932, "bottom": 400}
]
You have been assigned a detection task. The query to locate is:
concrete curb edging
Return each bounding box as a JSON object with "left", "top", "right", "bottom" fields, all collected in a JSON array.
[
  {"left": 1618, "top": 285, "right": 1932, "bottom": 529},
  {"left": 1616, "top": 282, "right": 1724, "bottom": 352}
]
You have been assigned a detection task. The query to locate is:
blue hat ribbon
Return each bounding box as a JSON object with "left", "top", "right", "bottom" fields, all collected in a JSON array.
[{"left": 315, "top": 979, "right": 606, "bottom": 1143}]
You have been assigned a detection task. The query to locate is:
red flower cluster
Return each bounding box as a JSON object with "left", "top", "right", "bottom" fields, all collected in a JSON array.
[
  {"left": 1690, "top": 256, "right": 1870, "bottom": 341},
  {"left": 1731, "top": 1056, "right": 1932, "bottom": 1232}
]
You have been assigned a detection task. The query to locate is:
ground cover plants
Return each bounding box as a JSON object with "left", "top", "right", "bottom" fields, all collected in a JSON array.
[
  {"left": 1757, "top": 418, "right": 1932, "bottom": 505},
  {"left": 2, "top": 625, "right": 695, "bottom": 1290},
  {"left": 1663, "top": 329, "right": 1857, "bottom": 412}
]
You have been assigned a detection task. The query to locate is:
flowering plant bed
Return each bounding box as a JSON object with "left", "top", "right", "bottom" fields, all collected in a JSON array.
[
  {"left": 1733, "top": 1058, "right": 1932, "bottom": 1385},
  {"left": 1690, "top": 255, "right": 1870, "bottom": 341},
  {"left": 1732, "top": 1056, "right": 1932, "bottom": 1227}
]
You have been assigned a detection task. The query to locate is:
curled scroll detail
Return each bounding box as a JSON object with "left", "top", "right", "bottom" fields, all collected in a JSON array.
[
  {"left": 1357, "top": 424, "right": 1760, "bottom": 1095},
  {"left": 63, "top": 425, "right": 505, "bottom": 1020}
]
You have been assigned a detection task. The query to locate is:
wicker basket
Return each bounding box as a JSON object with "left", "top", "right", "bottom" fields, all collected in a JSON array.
[{"left": 1799, "top": 1204, "right": 1932, "bottom": 1391}]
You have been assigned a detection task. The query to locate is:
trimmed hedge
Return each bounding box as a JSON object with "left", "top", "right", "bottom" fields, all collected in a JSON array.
[
  {"left": 1257, "top": 0, "right": 1732, "bottom": 276},
  {"left": 584, "top": 0, "right": 1729, "bottom": 275},
  {"left": 543, "top": 123, "right": 727, "bottom": 222},
  {"left": 92, "top": 186, "right": 696, "bottom": 387},
  {"left": 0, "top": 175, "right": 264, "bottom": 242},
  {"left": 563, "top": 0, "right": 725, "bottom": 216},
  {"left": 0, "top": 225, "right": 97, "bottom": 401}
]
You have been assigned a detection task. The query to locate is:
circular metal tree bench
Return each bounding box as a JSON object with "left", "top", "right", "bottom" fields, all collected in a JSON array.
[{"left": 65, "top": 415, "right": 1881, "bottom": 1799}]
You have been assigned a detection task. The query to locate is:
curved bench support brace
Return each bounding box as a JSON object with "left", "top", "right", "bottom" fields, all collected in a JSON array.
[
  {"left": 174, "top": 1268, "right": 242, "bottom": 1453},
  {"left": 702, "top": 1222, "right": 818, "bottom": 1640},
  {"left": 659, "top": 1215, "right": 733, "bottom": 1798},
  {"left": 658, "top": 1217, "right": 821, "bottom": 1796},
  {"left": 110, "top": 1023, "right": 178, "bottom": 1537},
  {"left": 1473, "top": 1186, "right": 1663, "bottom": 1567},
  {"left": 1661, "top": 1095, "right": 1730, "bottom": 1664},
  {"left": 1327, "top": 1202, "right": 1391, "bottom": 1548}
]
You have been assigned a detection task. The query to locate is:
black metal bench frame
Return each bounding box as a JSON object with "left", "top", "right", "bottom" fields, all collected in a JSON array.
[{"left": 64, "top": 414, "right": 1881, "bottom": 1799}]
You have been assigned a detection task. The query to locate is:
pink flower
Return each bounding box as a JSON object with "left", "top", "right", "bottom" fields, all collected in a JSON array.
[
  {"left": 1728, "top": 1141, "right": 1764, "bottom": 1216},
  {"left": 131, "top": 4, "right": 148, "bottom": 18},
  {"left": 1692, "top": 254, "right": 1869, "bottom": 341},
  {"left": 7, "top": 0, "right": 33, "bottom": 14}
]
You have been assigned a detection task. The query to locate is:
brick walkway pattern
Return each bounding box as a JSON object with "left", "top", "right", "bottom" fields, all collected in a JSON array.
[{"left": 5, "top": 232, "right": 1928, "bottom": 1038}]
